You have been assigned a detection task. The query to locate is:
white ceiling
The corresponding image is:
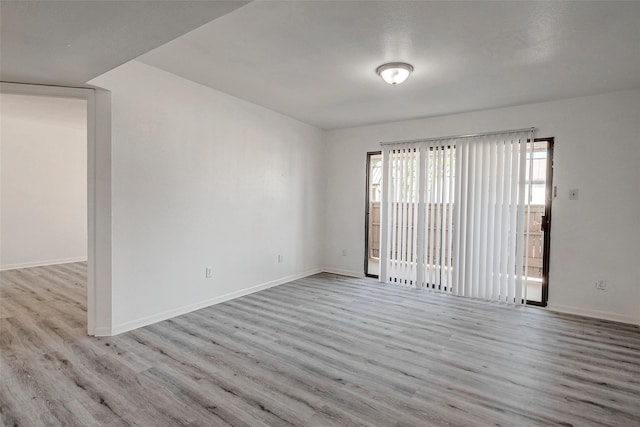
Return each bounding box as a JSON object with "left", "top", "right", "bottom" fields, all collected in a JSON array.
[
  {"left": 0, "top": 1, "right": 249, "bottom": 87},
  {"left": 139, "top": 1, "right": 640, "bottom": 129},
  {"left": 2, "top": 1, "right": 638, "bottom": 129}
]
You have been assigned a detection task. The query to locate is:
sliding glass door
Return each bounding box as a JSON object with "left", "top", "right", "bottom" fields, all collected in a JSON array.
[{"left": 378, "top": 132, "right": 554, "bottom": 306}]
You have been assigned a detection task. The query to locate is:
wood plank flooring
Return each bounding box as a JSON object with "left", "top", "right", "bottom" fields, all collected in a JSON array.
[{"left": 1, "top": 262, "right": 639, "bottom": 426}]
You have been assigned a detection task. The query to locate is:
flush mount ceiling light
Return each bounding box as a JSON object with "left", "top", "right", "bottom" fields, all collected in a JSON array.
[{"left": 376, "top": 62, "right": 414, "bottom": 85}]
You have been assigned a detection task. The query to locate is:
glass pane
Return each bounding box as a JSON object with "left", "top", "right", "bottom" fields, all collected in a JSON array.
[
  {"left": 523, "top": 140, "right": 548, "bottom": 303},
  {"left": 367, "top": 154, "right": 382, "bottom": 276}
]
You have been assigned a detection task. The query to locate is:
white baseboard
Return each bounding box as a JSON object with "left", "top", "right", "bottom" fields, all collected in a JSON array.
[
  {"left": 547, "top": 303, "right": 640, "bottom": 326},
  {"left": 93, "top": 326, "right": 112, "bottom": 337},
  {"left": 0, "top": 257, "right": 88, "bottom": 271},
  {"left": 104, "top": 267, "right": 323, "bottom": 336},
  {"left": 321, "top": 267, "right": 365, "bottom": 278}
]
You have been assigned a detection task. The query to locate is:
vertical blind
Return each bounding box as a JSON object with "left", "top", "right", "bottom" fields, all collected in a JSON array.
[{"left": 380, "top": 130, "right": 535, "bottom": 304}]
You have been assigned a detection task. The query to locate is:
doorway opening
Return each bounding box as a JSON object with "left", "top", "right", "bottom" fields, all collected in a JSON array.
[
  {"left": 0, "top": 93, "right": 88, "bottom": 270},
  {"left": 1, "top": 82, "right": 102, "bottom": 335}
]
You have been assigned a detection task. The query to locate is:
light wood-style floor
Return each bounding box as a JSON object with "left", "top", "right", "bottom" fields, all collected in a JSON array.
[{"left": 1, "top": 262, "right": 639, "bottom": 426}]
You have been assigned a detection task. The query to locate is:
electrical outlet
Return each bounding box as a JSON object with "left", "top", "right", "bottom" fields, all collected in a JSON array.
[
  {"left": 277, "top": 254, "right": 283, "bottom": 263},
  {"left": 205, "top": 267, "right": 213, "bottom": 279},
  {"left": 569, "top": 189, "right": 579, "bottom": 200},
  {"left": 341, "top": 249, "right": 347, "bottom": 256},
  {"left": 595, "top": 280, "right": 607, "bottom": 290}
]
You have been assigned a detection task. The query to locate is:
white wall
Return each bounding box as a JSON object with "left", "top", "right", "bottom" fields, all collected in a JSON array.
[
  {"left": 90, "top": 61, "right": 325, "bottom": 334},
  {"left": 0, "top": 94, "right": 87, "bottom": 270},
  {"left": 324, "top": 89, "right": 640, "bottom": 325}
]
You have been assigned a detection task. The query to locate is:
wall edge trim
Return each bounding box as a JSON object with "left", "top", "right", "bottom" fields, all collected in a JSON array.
[
  {"left": 105, "top": 267, "right": 323, "bottom": 336},
  {"left": 321, "top": 267, "right": 365, "bottom": 278},
  {"left": 0, "top": 257, "right": 88, "bottom": 271},
  {"left": 547, "top": 303, "right": 640, "bottom": 326}
]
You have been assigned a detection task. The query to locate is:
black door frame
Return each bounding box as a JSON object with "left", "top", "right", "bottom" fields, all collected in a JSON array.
[{"left": 364, "top": 151, "right": 382, "bottom": 278}]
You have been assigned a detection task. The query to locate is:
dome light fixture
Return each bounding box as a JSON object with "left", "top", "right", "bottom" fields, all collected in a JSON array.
[{"left": 376, "top": 62, "right": 414, "bottom": 85}]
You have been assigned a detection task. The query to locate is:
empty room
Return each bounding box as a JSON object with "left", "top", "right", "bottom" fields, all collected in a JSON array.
[{"left": 1, "top": 1, "right": 639, "bottom": 426}]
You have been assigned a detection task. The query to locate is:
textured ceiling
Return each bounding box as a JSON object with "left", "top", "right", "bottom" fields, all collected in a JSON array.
[
  {"left": 0, "top": 1, "right": 249, "bottom": 87},
  {"left": 139, "top": 1, "right": 640, "bottom": 129},
  {"left": 3, "top": 1, "right": 638, "bottom": 129}
]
